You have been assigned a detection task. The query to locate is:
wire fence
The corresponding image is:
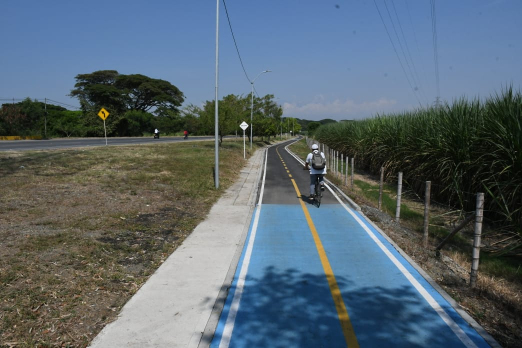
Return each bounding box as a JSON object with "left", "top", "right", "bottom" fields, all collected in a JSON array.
[
  {"left": 0, "top": 98, "right": 80, "bottom": 110},
  {"left": 306, "top": 137, "right": 521, "bottom": 259}
]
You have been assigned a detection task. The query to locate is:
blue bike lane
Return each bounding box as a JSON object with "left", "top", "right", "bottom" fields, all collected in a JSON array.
[{"left": 210, "top": 144, "right": 493, "bottom": 348}]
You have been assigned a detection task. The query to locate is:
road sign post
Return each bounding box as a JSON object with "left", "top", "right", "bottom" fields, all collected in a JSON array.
[
  {"left": 240, "top": 121, "right": 249, "bottom": 159},
  {"left": 98, "top": 108, "right": 110, "bottom": 145}
]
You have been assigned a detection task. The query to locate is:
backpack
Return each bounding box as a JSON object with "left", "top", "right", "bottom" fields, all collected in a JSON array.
[{"left": 311, "top": 150, "right": 326, "bottom": 170}]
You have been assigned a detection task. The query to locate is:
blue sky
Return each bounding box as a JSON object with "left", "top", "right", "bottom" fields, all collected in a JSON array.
[{"left": 1, "top": 0, "right": 521, "bottom": 121}]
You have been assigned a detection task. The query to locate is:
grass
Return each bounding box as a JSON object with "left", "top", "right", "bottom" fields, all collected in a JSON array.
[{"left": 0, "top": 139, "right": 265, "bottom": 347}]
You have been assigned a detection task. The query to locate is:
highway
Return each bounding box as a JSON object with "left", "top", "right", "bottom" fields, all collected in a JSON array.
[
  {"left": 0, "top": 136, "right": 214, "bottom": 152},
  {"left": 210, "top": 140, "right": 492, "bottom": 348}
]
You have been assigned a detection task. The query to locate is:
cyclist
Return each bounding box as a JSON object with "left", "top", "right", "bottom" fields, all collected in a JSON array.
[{"left": 304, "top": 143, "right": 327, "bottom": 200}]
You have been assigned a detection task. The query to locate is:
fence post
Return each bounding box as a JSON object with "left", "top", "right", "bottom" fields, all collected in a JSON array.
[
  {"left": 345, "top": 156, "right": 349, "bottom": 186},
  {"left": 341, "top": 153, "right": 344, "bottom": 180},
  {"left": 470, "top": 192, "right": 485, "bottom": 288},
  {"left": 337, "top": 152, "right": 340, "bottom": 178},
  {"left": 378, "top": 167, "right": 384, "bottom": 211},
  {"left": 423, "top": 181, "right": 431, "bottom": 248},
  {"left": 334, "top": 150, "right": 337, "bottom": 176},
  {"left": 396, "top": 172, "right": 403, "bottom": 223},
  {"left": 333, "top": 150, "right": 335, "bottom": 176},
  {"left": 351, "top": 158, "right": 354, "bottom": 189},
  {"left": 335, "top": 151, "right": 338, "bottom": 176},
  {"left": 336, "top": 151, "right": 339, "bottom": 177}
]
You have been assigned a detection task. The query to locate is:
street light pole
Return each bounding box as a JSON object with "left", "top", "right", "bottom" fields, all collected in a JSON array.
[
  {"left": 214, "top": 0, "right": 220, "bottom": 189},
  {"left": 250, "top": 70, "right": 271, "bottom": 149}
]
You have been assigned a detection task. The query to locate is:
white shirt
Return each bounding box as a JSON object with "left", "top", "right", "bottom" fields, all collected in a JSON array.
[{"left": 305, "top": 150, "right": 327, "bottom": 175}]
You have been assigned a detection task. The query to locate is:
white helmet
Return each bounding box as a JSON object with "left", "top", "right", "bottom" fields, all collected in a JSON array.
[{"left": 311, "top": 144, "right": 319, "bottom": 150}]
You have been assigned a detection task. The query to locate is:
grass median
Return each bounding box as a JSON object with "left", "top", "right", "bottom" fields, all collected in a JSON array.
[{"left": 0, "top": 139, "right": 264, "bottom": 347}]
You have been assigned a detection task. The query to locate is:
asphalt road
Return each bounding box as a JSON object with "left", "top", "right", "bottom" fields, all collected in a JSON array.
[
  {"left": 209, "top": 140, "right": 494, "bottom": 348},
  {"left": 0, "top": 136, "right": 214, "bottom": 152}
]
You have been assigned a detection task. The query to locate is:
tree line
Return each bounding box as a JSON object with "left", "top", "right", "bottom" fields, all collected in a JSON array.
[{"left": 0, "top": 70, "right": 302, "bottom": 141}]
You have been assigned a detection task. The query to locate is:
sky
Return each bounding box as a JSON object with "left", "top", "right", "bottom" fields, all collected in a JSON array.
[{"left": 1, "top": 0, "right": 521, "bottom": 121}]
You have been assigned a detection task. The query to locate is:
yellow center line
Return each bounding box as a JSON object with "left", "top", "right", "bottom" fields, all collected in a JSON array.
[
  {"left": 276, "top": 146, "right": 359, "bottom": 347},
  {"left": 290, "top": 179, "right": 359, "bottom": 348}
]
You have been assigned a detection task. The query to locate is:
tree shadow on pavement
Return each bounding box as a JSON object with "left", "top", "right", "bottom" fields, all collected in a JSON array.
[{"left": 205, "top": 266, "right": 480, "bottom": 347}]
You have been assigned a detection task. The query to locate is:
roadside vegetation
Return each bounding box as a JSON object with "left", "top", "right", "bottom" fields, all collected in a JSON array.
[
  {"left": 0, "top": 70, "right": 300, "bottom": 141},
  {"left": 0, "top": 139, "right": 268, "bottom": 347},
  {"left": 291, "top": 138, "right": 521, "bottom": 347},
  {"left": 314, "top": 87, "right": 522, "bottom": 255},
  {"left": 293, "top": 86, "right": 522, "bottom": 347}
]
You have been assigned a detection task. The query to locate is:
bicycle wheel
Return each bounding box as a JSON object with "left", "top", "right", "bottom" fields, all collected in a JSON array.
[{"left": 314, "top": 180, "right": 322, "bottom": 207}]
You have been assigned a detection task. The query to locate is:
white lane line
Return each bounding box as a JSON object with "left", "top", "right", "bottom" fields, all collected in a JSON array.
[
  {"left": 331, "top": 194, "right": 478, "bottom": 348},
  {"left": 285, "top": 143, "right": 478, "bottom": 347},
  {"left": 218, "top": 149, "right": 268, "bottom": 348}
]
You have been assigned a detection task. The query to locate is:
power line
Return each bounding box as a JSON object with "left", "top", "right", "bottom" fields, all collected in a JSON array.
[
  {"left": 46, "top": 99, "right": 81, "bottom": 110},
  {"left": 222, "top": 0, "right": 251, "bottom": 83},
  {"left": 389, "top": 0, "right": 429, "bottom": 104},
  {"left": 430, "top": 0, "right": 441, "bottom": 107},
  {"left": 404, "top": 0, "right": 430, "bottom": 96},
  {"left": 373, "top": 0, "right": 423, "bottom": 107},
  {"left": 0, "top": 98, "right": 80, "bottom": 110}
]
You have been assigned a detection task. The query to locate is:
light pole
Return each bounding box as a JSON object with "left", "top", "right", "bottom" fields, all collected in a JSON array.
[
  {"left": 250, "top": 70, "right": 271, "bottom": 149},
  {"left": 214, "top": 0, "right": 220, "bottom": 188}
]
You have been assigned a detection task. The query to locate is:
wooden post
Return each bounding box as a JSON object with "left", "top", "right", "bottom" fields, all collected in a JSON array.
[
  {"left": 470, "top": 193, "right": 485, "bottom": 288},
  {"left": 350, "top": 158, "right": 354, "bottom": 190},
  {"left": 334, "top": 150, "right": 337, "bottom": 176},
  {"left": 436, "top": 213, "right": 475, "bottom": 251},
  {"left": 345, "top": 156, "right": 349, "bottom": 186},
  {"left": 378, "top": 167, "right": 384, "bottom": 211},
  {"left": 341, "top": 153, "right": 344, "bottom": 181},
  {"left": 423, "top": 181, "right": 431, "bottom": 248},
  {"left": 336, "top": 151, "right": 339, "bottom": 177},
  {"left": 396, "top": 172, "right": 403, "bottom": 223},
  {"left": 335, "top": 151, "right": 338, "bottom": 176},
  {"left": 336, "top": 151, "right": 342, "bottom": 178}
]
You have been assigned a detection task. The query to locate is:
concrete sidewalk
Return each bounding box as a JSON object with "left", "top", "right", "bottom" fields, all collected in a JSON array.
[{"left": 89, "top": 149, "right": 265, "bottom": 348}]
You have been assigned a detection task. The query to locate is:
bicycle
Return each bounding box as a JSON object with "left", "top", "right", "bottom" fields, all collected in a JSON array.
[{"left": 312, "top": 175, "right": 323, "bottom": 208}]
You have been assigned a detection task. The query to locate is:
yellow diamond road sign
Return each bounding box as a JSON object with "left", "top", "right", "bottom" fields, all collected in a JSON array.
[{"left": 98, "top": 108, "right": 109, "bottom": 120}]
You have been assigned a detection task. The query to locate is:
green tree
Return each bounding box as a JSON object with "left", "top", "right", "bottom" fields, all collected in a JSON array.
[
  {"left": 254, "top": 94, "right": 283, "bottom": 141},
  {"left": 199, "top": 95, "right": 249, "bottom": 144},
  {"left": 0, "top": 98, "right": 63, "bottom": 136},
  {"left": 115, "top": 74, "right": 184, "bottom": 113},
  {"left": 124, "top": 110, "right": 154, "bottom": 136},
  {"left": 50, "top": 110, "right": 84, "bottom": 137},
  {"left": 0, "top": 104, "right": 26, "bottom": 136},
  {"left": 307, "top": 121, "right": 322, "bottom": 135},
  {"left": 69, "top": 70, "right": 185, "bottom": 136}
]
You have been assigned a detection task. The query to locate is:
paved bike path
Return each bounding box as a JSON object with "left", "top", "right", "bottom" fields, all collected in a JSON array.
[{"left": 210, "top": 144, "right": 493, "bottom": 347}]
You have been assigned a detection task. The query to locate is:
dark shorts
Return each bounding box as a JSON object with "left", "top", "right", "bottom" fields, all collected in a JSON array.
[{"left": 310, "top": 174, "right": 324, "bottom": 186}]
